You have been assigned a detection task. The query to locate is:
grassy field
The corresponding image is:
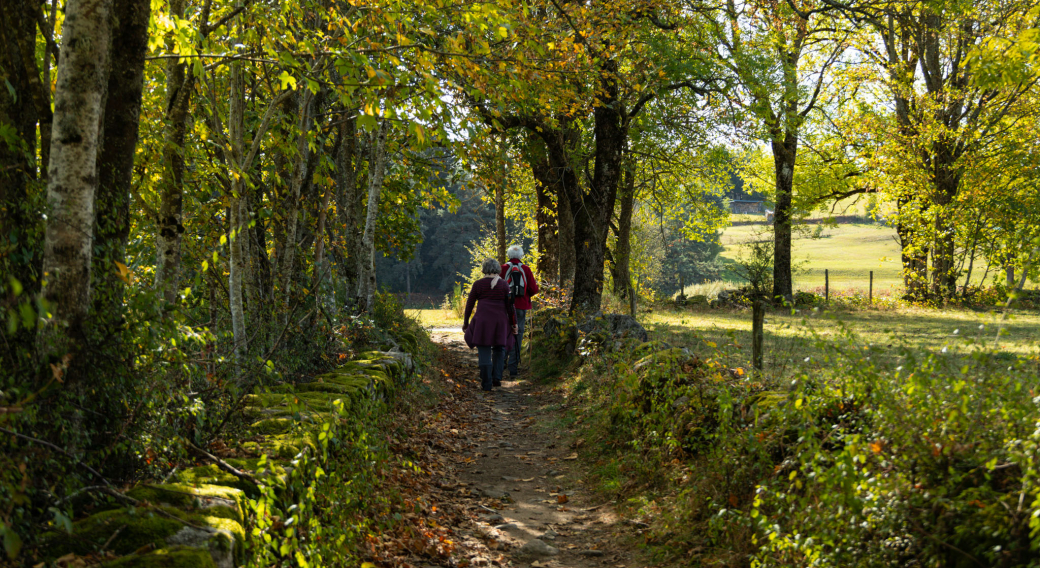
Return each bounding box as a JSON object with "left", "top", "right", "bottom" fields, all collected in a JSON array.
[
  {"left": 716, "top": 220, "right": 1015, "bottom": 294},
  {"left": 641, "top": 305, "right": 1040, "bottom": 379},
  {"left": 719, "top": 222, "right": 905, "bottom": 292},
  {"left": 406, "top": 308, "right": 462, "bottom": 329}
]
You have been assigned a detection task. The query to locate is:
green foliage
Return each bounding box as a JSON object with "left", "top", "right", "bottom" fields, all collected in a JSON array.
[
  {"left": 733, "top": 235, "right": 775, "bottom": 297},
  {"left": 753, "top": 341, "right": 1040, "bottom": 566},
  {"left": 551, "top": 310, "right": 1040, "bottom": 567}
]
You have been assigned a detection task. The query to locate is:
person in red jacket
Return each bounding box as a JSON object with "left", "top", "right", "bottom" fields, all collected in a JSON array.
[{"left": 500, "top": 245, "right": 539, "bottom": 377}]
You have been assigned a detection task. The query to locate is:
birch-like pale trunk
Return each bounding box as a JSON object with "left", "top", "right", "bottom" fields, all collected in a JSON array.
[
  {"left": 40, "top": 0, "right": 114, "bottom": 351},
  {"left": 227, "top": 62, "right": 248, "bottom": 366},
  {"left": 358, "top": 119, "right": 390, "bottom": 313},
  {"left": 280, "top": 89, "right": 315, "bottom": 308}
]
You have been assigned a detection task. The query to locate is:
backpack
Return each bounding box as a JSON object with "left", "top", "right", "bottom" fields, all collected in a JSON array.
[{"left": 506, "top": 262, "right": 527, "bottom": 299}]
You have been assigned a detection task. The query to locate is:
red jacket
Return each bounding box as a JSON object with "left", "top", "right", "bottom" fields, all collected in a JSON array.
[{"left": 500, "top": 260, "right": 539, "bottom": 310}]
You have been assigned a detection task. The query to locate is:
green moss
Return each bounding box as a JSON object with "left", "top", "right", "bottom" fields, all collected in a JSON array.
[
  {"left": 191, "top": 514, "right": 246, "bottom": 560},
  {"left": 312, "top": 370, "right": 371, "bottom": 390},
  {"left": 174, "top": 465, "right": 258, "bottom": 496},
  {"left": 362, "top": 367, "right": 392, "bottom": 384},
  {"left": 393, "top": 327, "right": 423, "bottom": 353},
  {"left": 295, "top": 391, "right": 341, "bottom": 411},
  {"left": 225, "top": 457, "right": 287, "bottom": 477},
  {"left": 259, "top": 432, "right": 318, "bottom": 460},
  {"left": 101, "top": 545, "right": 218, "bottom": 568},
  {"left": 241, "top": 393, "right": 289, "bottom": 409},
  {"left": 41, "top": 507, "right": 184, "bottom": 558},
  {"left": 248, "top": 417, "right": 294, "bottom": 435},
  {"left": 127, "top": 484, "right": 246, "bottom": 525},
  {"left": 296, "top": 381, "right": 358, "bottom": 394}
]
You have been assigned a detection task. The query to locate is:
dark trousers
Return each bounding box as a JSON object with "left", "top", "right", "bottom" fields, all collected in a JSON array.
[
  {"left": 507, "top": 309, "right": 526, "bottom": 375},
  {"left": 477, "top": 345, "right": 504, "bottom": 389}
]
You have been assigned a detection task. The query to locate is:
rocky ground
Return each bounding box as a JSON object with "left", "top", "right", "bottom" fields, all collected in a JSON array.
[{"left": 396, "top": 330, "right": 639, "bottom": 568}]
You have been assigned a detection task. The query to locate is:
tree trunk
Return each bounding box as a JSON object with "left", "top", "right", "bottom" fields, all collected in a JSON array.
[
  {"left": 496, "top": 136, "right": 507, "bottom": 264},
  {"left": 227, "top": 63, "right": 248, "bottom": 366},
  {"left": 536, "top": 124, "right": 579, "bottom": 287},
  {"left": 154, "top": 0, "right": 192, "bottom": 305},
  {"left": 335, "top": 114, "right": 364, "bottom": 303},
  {"left": 94, "top": 0, "right": 150, "bottom": 319},
  {"left": 611, "top": 165, "right": 635, "bottom": 300},
  {"left": 570, "top": 61, "right": 624, "bottom": 315},
  {"left": 280, "top": 90, "right": 316, "bottom": 306},
  {"left": 771, "top": 134, "right": 796, "bottom": 301},
  {"left": 358, "top": 119, "right": 390, "bottom": 312},
  {"left": 557, "top": 173, "right": 576, "bottom": 285},
  {"left": 529, "top": 143, "right": 559, "bottom": 282},
  {"left": 930, "top": 158, "right": 961, "bottom": 299},
  {"left": 310, "top": 180, "right": 333, "bottom": 327},
  {"left": 250, "top": 183, "right": 272, "bottom": 305},
  {"left": 40, "top": 0, "right": 114, "bottom": 354},
  {"left": 897, "top": 195, "right": 929, "bottom": 299},
  {"left": 0, "top": 0, "right": 44, "bottom": 298}
]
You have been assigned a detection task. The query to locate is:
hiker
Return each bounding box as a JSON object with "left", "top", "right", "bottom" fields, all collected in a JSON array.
[
  {"left": 463, "top": 258, "right": 518, "bottom": 391},
  {"left": 500, "top": 245, "right": 539, "bottom": 377}
]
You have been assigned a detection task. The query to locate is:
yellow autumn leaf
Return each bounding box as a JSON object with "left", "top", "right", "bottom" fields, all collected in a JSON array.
[{"left": 114, "top": 261, "right": 130, "bottom": 284}]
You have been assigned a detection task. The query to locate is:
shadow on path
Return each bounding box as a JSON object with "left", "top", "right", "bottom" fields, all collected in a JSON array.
[{"left": 426, "top": 330, "right": 636, "bottom": 568}]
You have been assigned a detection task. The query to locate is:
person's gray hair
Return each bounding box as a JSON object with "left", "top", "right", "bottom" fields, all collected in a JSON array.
[
  {"left": 481, "top": 258, "right": 501, "bottom": 275},
  {"left": 507, "top": 245, "right": 524, "bottom": 260}
]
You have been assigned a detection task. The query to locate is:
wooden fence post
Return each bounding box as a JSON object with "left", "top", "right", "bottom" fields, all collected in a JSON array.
[
  {"left": 869, "top": 271, "right": 873, "bottom": 304},
  {"left": 825, "top": 269, "right": 829, "bottom": 303},
  {"left": 752, "top": 300, "right": 764, "bottom": 371}
]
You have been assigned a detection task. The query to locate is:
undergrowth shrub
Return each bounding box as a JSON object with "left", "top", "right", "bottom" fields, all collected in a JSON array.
[
  {"left": 753, "top": 343, "right": 1040, "bottom": 567},
  {"left": 558, "top": 320, "right": 1040, "bottom": 567}
]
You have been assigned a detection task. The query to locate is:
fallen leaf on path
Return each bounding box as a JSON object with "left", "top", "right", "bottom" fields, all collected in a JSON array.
[{"left": 563, "top": 453, "right": 578, "bottom": 460}]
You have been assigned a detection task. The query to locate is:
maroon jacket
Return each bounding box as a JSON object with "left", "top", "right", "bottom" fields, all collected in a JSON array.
[
  {"left": 500, "top": 259, "right": 539, "bottom": 310},
  {"left": 463, "top": 276, "right": 517, "bottom": 348}
]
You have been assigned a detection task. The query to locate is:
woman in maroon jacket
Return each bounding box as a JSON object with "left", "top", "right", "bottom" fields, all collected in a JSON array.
[{"left": 463, "top": 258, "right": 518, "bottom": 391}]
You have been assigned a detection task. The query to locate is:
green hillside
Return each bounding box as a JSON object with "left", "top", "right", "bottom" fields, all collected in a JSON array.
[{"left": 718, "top": 221, "right": 1004, "bottom": 294}]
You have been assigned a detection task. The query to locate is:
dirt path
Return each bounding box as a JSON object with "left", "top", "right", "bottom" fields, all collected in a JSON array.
[{"left": 420, "top": 330, "right": 638, "bottom": 568}]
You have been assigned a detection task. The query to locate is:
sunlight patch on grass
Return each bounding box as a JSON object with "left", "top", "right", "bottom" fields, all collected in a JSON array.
[
  {"left": 719, "top": 222, "right": 1012, "bottom": 292},
  {"left": 641, "top": 306, "right": 1040, "bottom": 377},
  {"left": 405, "top": 309, "right": 462, "bottom": 329}
]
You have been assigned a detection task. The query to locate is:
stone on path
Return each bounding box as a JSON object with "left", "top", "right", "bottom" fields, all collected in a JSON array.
[{"left": 517, "top": 539, "right": 560, "bottom": 558}]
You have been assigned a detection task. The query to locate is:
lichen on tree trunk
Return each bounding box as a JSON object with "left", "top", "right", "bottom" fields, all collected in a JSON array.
[
  {"left": 358, "top": 119, "right": 390, "bottom": 313},
  {"left": 40, "top": 0, "right": 114, "bottom": 354}
]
